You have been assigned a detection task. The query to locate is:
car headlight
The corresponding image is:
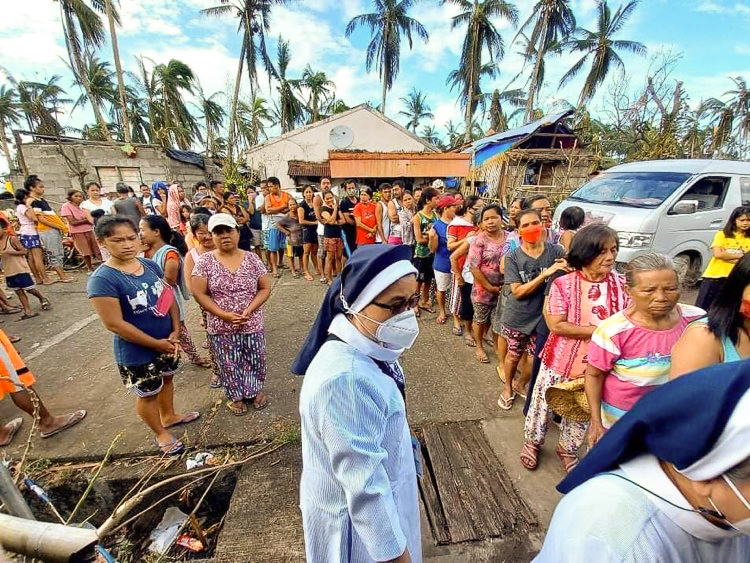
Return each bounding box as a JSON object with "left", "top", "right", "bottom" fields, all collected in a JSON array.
[{"left": 617, "top": 232, "right": 654, "bottom": 248}]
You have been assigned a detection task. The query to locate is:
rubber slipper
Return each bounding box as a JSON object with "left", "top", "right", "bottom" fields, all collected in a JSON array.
[
  {"left": 191, "top": 357, "right": 211, "bottom": 368},
  {"left": 452, "top": 326, "right": 463, "bottom": 336},
  {"left": 0, "top": 417, "right": 23, "bottom": 447},
  {"left": 464, "top": 337, "right": 476, "bottom": 347},
  {"left": 59, "top": 278, "right": 75, "bottom": 283},
  {"left": 252, "top": 396, "right": 269, "bottom": 411},
  {"left": 0, "top": 308, "right": 21, "bottom": 315},
  {"left": 9, "top": 336, "right": 21, "bottom": 344},
  {"left": 497, "top": 393, "right": 516, "bottom": 411},
  {"left": 18, "top": 313, "right": 39, "bottom": 321},
  {"left": 156, "top": 438, "right": 185, "bottom": 456},
  {"left": 209, "top": 376, "right": 222, "bottom": 389},
  {"left": 476, "top": 353, "right": 490, "bottom": 364},
  {"left": 164, "top": 411, "right": 200, "bottom": 429},
  {"left": 419, "top": 305, "right": 436, "bottom": 314},
  {"left": 226, "top": 400, "right": 248, "bottom": 416},
  {"left": 40, "top": 409, "right": 86, "bottom": 438},
  {"left": 41, "top": 299, "right": 51, "bottom": 311}
]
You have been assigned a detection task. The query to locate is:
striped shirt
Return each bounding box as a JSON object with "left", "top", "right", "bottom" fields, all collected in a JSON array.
[{"left": 588, "top": 304, "right": 705, "bottom": 428}]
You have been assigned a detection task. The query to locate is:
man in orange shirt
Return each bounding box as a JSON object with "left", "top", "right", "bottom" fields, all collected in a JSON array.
[{"left": 265, "top": 177, "right": 290, "bottom": 277}]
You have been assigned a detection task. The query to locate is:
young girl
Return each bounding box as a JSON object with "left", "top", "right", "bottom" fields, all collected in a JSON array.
[
  {"left": 14, "top": 188, "right": 49, "bottom": 285},
  {"left": 558, "top": 206, "right": 585, "bottom": 252},
  {"left": 178, "top": 205, "right": 191, "bottom": 236},
  {"left": 696, "top": 205, "right": 750, "bottom": 310},
  {"left": 140, "top": 215, "right": 210, "bottom": 368},
  {"left": 61, "top": 188, "right": 100, "bottom": 272},
  {"left": 87, "top": 216, "right": 200, "bottom": 455},
  {"left": 320, "top": 192, "right": 344, "bottom": 284},
  {"left": 276, "top": 199, "right": 303, "bottom": 278},
  {"left": 0, "top": 217, "right": 50, "bottom": 319}
]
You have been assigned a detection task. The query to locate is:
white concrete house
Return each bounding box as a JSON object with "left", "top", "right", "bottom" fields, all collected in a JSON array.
[{"left": 243, "top": 104, "right": 437, "bottom": 187}]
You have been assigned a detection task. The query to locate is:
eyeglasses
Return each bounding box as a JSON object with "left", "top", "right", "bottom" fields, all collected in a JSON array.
[{"left": 371, "top": 292, "right": 421, "bottom": 315}]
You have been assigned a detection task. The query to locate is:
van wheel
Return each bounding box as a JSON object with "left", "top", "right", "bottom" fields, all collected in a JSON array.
[{"left": 674, "top": 254, "right": 700, "bottom": 288}]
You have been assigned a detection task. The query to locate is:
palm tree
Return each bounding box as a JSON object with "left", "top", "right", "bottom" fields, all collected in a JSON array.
[
  {"left": 398, "top": 88, "right": 434, "bottom": 132},
  {"left": 58, "top": 0, "right": 113, "bottom": 141},
  {"left": 16, "top": 76, "right": 71, "bottom": 136},
  {"left": 447, "top": 60, "right": 502, "bottom": 141},
  {"left": 443, "top": 0, "right": 519, "bottom": 142},
  {"left": 106, "top": 0, "right": 131, "bottom": 143},
  {"left": 346, "top": 0, "right": 428, "bottom": 114},
  {"left": 0, "top": 85, "right": 22, "bottom": 172},
  {"left": 421, "top": 124, "right": 443, "bottom": 148},
  {"left": 681, "top": 101, "right": 711, "bottom": 159},
  {"left": 489, "top": 89, "right": 508, "bottom": 132},
  {"left": 237, "top": 95, "right": 274, "bottom": 147},
  {"left": 517, "top": 0, "right": 575, "bottom": 123},
  {"left": 152, "top": 59, "right": 201, "bottom": 150},
  {"left": 325, "top": 98, "right": 350, "bottom": 116},
  {"left": 272, "top": 37, "right": 306, "bottom": 133},
  {"left": 560, "top": 0, "right": 646, "bottom": 107},
  {"left": 69, "top": 53, "right": 116, "bottom": 116},
  {"left": 300, "top": 65, "right": 335, "bottom": 123},
  {"left": 724, "top": 76, "right": 750, "bottom": 155},
  {"left": 445, "top": 120, "right": 462, "bottom": 148},
  {"left": 200, "top": 0, "right": 289, "bottom": 159},
  {"left": 194, "top": 86, "right": 226, "bottom": 156}
]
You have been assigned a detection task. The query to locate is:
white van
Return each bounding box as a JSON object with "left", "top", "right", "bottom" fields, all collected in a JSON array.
[{"left": 553, "top": 159, "right": 750, "bottom": 284}]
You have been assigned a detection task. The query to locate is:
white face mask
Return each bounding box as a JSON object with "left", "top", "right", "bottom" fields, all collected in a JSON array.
[
  {"left": 717, "top": 474, "right": 750, "bottom": 534},
  {"left": 355, "top": 309, "right": 420, "bottom": 350}
]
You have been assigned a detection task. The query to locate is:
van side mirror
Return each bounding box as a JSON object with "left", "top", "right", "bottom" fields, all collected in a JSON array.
[{"left": 672, "top": 200, "right": 699, "bottom": 215}]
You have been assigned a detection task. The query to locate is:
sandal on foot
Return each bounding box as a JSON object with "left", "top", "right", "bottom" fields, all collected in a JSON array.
[
  {"left": 304, "top": 274, "right": 314, "bottom": 281},
  {"left": 41, "top": 299, "right": 51, "bottom": 311},
  {"left": 452, "top": 326, "right": 463, "bottom": 336},
  {"left": 464, "top": 336, "right": 476, "bottom": 347},
  {"left": 0, "top": 417, "right": 23, "bottom": 447},
  {"left": 0, "top": 308, "right": 21, "bottom": 315},
  {"left": 319, "top": 277, "right": 327, "bottom": 284},
  {"left": 164, "top": 411, "right": 200, "bottom": 429},
  {"left": 191, "top": 357, "right": 211, "bottom": 368},
  {"left": 209, "top": 376, "right": 222, "bottom": 388},
  {"left": 418, "top": 304, "right": 436, "bottom": 314},
  {"left": 252, "top": 395, "right": 269, "bottom": 411},
  {"left": 18, "top": 313, "right": 39, "bottom": 321},
  {"left": 497, "top": 393, "right": 516, "bottom": 411},
  {"left": 156, "top": 438, "right": 185, "bottom": 456},
  {"left": 40, "top": 409, "right": 87, "bottom": 438},
  {"left": 476, "top": 352, "right": 490, "bottom": 364},
  {"left": 9, "top": 336, "right": 21, "bottom": 344},
  {"left": 556, "top": 448, "right": 579, "bottom": 473},
  {"left": 520, "top": 442, "right": 540, "bottom": 470},
  {"left": 436, "top": 315, "right": 447, "bottom": 325},
  {"left": 226, "top": 400, "right": 247, "bottom": 416}
]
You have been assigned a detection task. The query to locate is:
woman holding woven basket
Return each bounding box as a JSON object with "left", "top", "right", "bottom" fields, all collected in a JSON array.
[{"left": 521, "top": 225, "right": 629, "bottom": 473}]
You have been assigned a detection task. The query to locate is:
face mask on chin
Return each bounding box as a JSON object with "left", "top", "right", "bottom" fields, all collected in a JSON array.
[
  {"left": 519, "top": 223, "right": 544, "bottom": 244},
  {"left": 709, "top": 474, "right": 750, "bottom": 534}
]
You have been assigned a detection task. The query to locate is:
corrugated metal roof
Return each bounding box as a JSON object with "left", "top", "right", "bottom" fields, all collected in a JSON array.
[
  {"left": 463, "top": 110, "right": 574, "bottom": 154},
  {"left": 288, "top": 160, "right": 331, "bottom": 177}
]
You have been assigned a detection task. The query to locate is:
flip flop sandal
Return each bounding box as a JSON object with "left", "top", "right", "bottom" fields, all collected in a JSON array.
[
  {"left": 41, "top": 299, "right": 51, "bottom": 310},
  {"left": 0, "top": 417, "right": 23, "bottom": 447},
  {"left": 0, "top": 308, "right": 21, "bottom": 315},
  {"left": 9, "top": 336, "right": 21, "bottom": 344},
  {"left": 520, "top": 442, "right": 539, "bottom": 470},
  {"left": 419, "top": 305, "right": 436, "bottom": 314},
  {"left": 476, "top": 353, "right": 490, "bottom": 364},
  {"left": 319, "top": 278, "right": 327, "bottom": 284},
  {"left": 252, "top": 397, "right": 269, "bottom": 411},
  {"left": 497, "top": 393, "right": 516, "bottom": 411},
  {"left": 18, "top": 313, "right": 39, "bottom": 321},
  {"left": 156, "top": 438, "right": 185, "bottom": 456},
  {"left": 191, "top": 357, "right": 211, "bottom": 368},
  {"left": 40, "top": 409, "right": 87, "bottom": 439},
  {"left": 164, "top": 411, "right": 200, "bottom": 429},
  {"left": 59, "top": 279, "right": 75, "bottom": 283},
  {"left": 452, "top": 326, "right": 463, "bottom": 336},
  {"left": 464, "top": 337, "right": 476, "bottom": 347},
  {"left": 226, "top": 400, "right": 248, "bottom": 416},
  {"left": 209, "top": 376, "right": 222, "bottom": 388}
]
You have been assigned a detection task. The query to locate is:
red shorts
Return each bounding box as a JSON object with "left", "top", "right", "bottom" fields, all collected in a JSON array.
[{"left": 324, "top": 237, "right": 343, "bottom": 254}]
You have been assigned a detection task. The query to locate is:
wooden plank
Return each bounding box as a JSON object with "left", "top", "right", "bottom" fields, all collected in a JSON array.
[
  {"left": 417, "top": 448, "right": 451, "bottom": 545},
  {"left": 422, "top": 424, "right": 478, "bottom": 542},
  {"left": 463, "top": 422, "right": 538, "bottom": 527},
  {"left": 439, "top": 423, "right": 505, "bottom": 538}
]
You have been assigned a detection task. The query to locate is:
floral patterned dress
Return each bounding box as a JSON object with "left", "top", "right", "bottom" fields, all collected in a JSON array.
[{"left": 192, "top": 251, "right": 269, "bottom": 401}]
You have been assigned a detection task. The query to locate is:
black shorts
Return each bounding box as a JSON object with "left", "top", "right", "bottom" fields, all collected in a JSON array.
[
  {"left": 413, "top": 254, "right": 435, "bottom": 284},
  {"left": 118, "top": 354, "right": 181, "bottom": 398},
  {"left": 302, "top": 226, "right": 318, "bottom": 245},
  {"left": 291, "top": 245, "right": 303, "bottom": 258},
  {"left": 459, "top": 282, "right": 474, "bottom": 321}
]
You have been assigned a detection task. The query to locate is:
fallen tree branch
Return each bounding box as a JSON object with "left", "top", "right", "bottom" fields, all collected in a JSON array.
[{"left": 66, "top": 433, "right": 121, "bottom": 525}]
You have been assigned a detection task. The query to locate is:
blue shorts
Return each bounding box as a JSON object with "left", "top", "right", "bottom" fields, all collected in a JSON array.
[
  {"left": 19, "top": 234, "right": 42, "bottom": 249},
  {"left": 266, "top": 227, "right": 287, "bottom": 252},
  {"left": 6, "top": 273, "right": 34, "bottom": 291}
]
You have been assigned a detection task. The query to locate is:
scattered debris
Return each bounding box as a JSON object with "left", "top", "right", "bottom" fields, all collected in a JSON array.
[
  {"left": 176, "top": 533, "right": 204, "bottom": 553},
  {"left": 148, "top": 506, "right": 188, "bottom": 554},
  {"left": 186, "top": 452, "right": 214, "bottom": 470},
  {"left": 23, "top": 478, "right": 65, "bottom": 524}
]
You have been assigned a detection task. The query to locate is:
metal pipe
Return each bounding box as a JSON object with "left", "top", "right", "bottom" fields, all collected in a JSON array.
[
  {"left": 0, "top": 513, "right": 97, "bottom": 562},
  {"left": 0, "top": 464, "right": 35, "bottom": 520}
]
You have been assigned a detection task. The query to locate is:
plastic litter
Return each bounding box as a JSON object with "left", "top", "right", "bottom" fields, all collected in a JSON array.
[
  {"left": 177, "top": 533, "right": 205, "bottom": 552},
  {"left": 186, "top": 452, "right": 214, "bottom": 470},
  {"left": 148, "top": 506, "right": 188, "bottom": 554},
  {"left": 95, "top": 545, "right": 117, "bottom": 562}
]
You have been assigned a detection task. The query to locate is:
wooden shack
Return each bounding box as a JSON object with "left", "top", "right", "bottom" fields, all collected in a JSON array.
[{"left": 463, "top": 110, "right": 598, "bottom": 206}]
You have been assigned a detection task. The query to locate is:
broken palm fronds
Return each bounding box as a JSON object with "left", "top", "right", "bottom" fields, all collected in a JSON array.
[
  {"left": 66, "top": 433, "right": 122, "bottom": 525},
  {"left": 14, "top": 388, "right": 40, "bottom": 485},
  {"left": 97, "top": 442, "right": 282, "bottom": 538}
]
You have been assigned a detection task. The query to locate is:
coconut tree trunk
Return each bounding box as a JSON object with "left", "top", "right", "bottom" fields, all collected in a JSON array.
[
  {"left": 63, "top": 12, "right": 112, "bottom": 142},
  {"left": 107, "top": 0, "right": 130, "bottom": 143},
  {"left": 525, "top": 15, "right": 549, "bottom": 124},
  {"left": 228, "top": 40, "right": 246, "bottom": 161},
  {"left": 381, "top": 76, "right": 387, "bottom": 115},
  {"left": 464, "top": 38, "right": 478, "bottom": 143},
  {"left": 0, "top": 121, "right": 14, "bottom": 173}
]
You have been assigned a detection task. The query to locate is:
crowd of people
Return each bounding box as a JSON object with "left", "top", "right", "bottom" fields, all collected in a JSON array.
[{"left": 2, "top": 171, "right": 750, "bottom": 561}]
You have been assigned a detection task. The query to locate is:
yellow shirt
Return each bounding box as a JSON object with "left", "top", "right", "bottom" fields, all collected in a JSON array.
[{"left": 702, "top": 230, "right": 750, "bottom": 278}]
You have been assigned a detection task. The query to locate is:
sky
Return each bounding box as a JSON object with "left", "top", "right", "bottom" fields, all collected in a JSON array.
[{"left": 3, "top": 0, "right": 750, "bottom": 175}]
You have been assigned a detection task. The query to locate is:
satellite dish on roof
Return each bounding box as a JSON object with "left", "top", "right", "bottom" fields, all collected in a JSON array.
[{"left": 329, "top": 125, "right": 354, "bottom": 149}]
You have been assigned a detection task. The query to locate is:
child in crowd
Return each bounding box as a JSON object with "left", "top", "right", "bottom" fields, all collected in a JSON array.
[
  {"left": 558, "top": 206, "right": 585, "bottom": 252},
  {"left": 0, "top": 216, "right": 51, "bottom": 319},
  {"left": 87, "top": 216, "right": 200, "bottom": 455},
  {"left": 178, "top": 205, "right": 191, "bottom": 236},
  {"left": 61, "top": 188, "right": 100, "bottom": 272},
  {"left": 276, "top": 198, "right": 304, "bottom": 278}
]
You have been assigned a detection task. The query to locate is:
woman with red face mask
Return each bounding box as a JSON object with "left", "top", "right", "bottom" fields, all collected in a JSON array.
[
  {"left": 498, "top": 208, "right": 569, "bottom": 411},
  {"left": 671, "top": 253, "right": 750, "bottom": 378}
]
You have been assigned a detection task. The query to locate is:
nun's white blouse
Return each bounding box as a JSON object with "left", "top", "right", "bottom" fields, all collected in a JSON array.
[{"left": 299, "top": 314, "right": 421, "bottom": 562}]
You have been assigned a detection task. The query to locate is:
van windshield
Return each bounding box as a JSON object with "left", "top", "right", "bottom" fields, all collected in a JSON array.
[{"left": 569, "top": 172, "right": 692, "bottom": 208}]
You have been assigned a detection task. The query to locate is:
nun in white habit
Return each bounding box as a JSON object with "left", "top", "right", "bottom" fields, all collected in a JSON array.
[
  {"left": 536, "top": 360, "right": 750, "bottom": 562},
  {"left": 292, "top": 244, "right": 422, "bottom": 563}
]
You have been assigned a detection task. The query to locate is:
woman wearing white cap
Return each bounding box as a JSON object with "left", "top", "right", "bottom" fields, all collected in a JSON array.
[{"left": 192, "top": 213, "right": 272, "bottom": 416}]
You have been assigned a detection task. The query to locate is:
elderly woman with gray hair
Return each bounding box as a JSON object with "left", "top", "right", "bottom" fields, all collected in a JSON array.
[{"left": 585, "top": 253, "right": 705, "bottom": 448}]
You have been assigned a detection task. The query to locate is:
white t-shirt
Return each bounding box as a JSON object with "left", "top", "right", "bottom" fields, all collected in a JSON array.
[
  {"left": 255, "top": 194, "right": 270, "bottom": 230},
  {"left": 81, "top": 198, "right": 114, "bottom": 215}
]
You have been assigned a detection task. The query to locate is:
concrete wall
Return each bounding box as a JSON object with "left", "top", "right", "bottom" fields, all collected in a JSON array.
[
  {"left": 244, "top": 108, "right": 432, "bottom": 187},
  {"left": 9, "top": 142, "right": 222, "bottom": 206}
]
